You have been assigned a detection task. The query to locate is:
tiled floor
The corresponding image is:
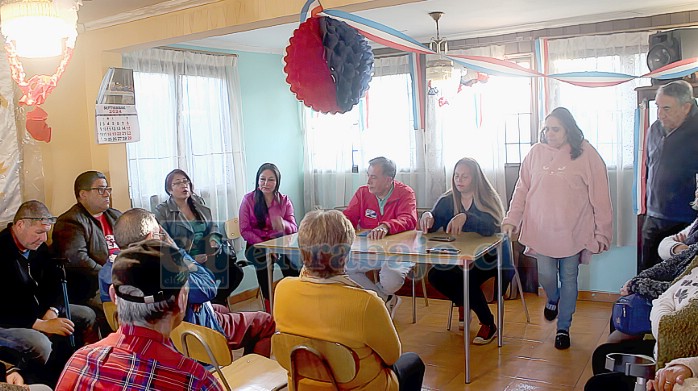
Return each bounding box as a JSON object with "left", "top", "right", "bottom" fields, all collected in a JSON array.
[{"left": 232, "top": 291, "right": 613, "bottom": 390}]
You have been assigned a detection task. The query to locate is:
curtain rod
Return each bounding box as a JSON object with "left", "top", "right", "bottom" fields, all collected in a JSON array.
[{"left": 159, "top": 46, "right": 238, "bottom": 57}]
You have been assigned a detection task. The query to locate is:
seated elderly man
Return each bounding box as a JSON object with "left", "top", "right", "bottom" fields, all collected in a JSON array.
[
  {"left": 273, "top": 210, "right": 425, "bottom": 391},
  {"left": 56, "top": 240, "right": 223, "bottom": 390},
  {"left": 102, "top": 208, "right": 275, "bottom": 357},
  {"left": 342, "top": 156, "right": 418, "bottom": 317},
  {"left": 0, "top": 201, "right": 96, "bottom": 386}
]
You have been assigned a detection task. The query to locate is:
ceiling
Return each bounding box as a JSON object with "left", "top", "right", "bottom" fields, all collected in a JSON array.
[{"left": 78, "top": 0, "right": 698, "bottom": 54}]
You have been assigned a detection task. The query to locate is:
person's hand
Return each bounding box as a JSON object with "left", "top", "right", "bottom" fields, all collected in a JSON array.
[
  {"left": 194, "top": 254, "right": 208, "bottom": 264},
  {"left": 158, "top": 226, "right": 176, "bottom": 246},
  {"left": 647, "top": 364, "right": 691, "bottom": 390},
  {"left": 6, "top": 372, "right": 25, "bottom": 385},
  {"left": 620, "top": 280, "right": 631, "bottom": 296},
  {"left": 446, "top": 213, "right": 467, "bottom": 235},
  {"left": 209, "top": 239, "right": 220, "bottom": 252},
  {"left": 502, "top": 223, "right": 516, "bottom": 237},
  {"left": 673, "top": 244, "right": 689, "bottom": 256},
  {"left": 368, "top": 224, "right": 389, "bottom": 240},
  {"left": 34, "top": 318, "right": 74, "bottom": 336},
  {"left": 271, "top": 216, "right": 285, "bottom": 232},
  {"left": 420, "top": 212, "right": 434, "bottom": 234}
]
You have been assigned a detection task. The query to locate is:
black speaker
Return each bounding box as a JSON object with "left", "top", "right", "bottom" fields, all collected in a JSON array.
[{"left": 647, "top": 28, "right": 698, "bottom": 72}]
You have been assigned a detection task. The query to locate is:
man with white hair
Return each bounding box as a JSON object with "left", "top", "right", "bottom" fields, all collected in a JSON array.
[
  {"left": 56, "top": 240, "right": 223, "bottom": 390},
  {"left": 641, "top": 80, "right": 698, "bottom": 272}
]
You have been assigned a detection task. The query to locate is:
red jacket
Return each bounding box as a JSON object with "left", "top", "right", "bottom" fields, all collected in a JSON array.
[{"left": 343, "top": 180, "right": 417, "bottom": 234}]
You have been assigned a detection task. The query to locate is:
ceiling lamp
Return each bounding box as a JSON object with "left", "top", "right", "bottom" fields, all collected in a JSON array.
[
  {"left": 1, "top": 0, "right": 79, "bottom": 58},
  {"left": 0, "top": 0, "right": 82, "bottom": 106},
  {"left": 426, "top": 11, "right": 453, "bottom": 82}
]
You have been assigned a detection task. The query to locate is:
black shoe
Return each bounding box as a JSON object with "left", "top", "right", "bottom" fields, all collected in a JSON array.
[
  {"left": 543, "top": 301, "right": 558, "bottom": 321},
  {"left": 555, "top": 329, "right": 570, "bottom": 350}
]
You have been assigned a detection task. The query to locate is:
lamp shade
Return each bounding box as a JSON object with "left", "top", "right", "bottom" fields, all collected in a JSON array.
[{"left": 0, "top": 0, "right": 78, "bottom": 58}]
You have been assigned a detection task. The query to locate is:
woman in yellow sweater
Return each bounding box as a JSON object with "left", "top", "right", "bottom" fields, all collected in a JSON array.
[{"left": 272, "top": 210, "right": 425, "bottom": 390}]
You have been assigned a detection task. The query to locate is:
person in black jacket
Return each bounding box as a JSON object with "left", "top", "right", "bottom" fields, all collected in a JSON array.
[
  {"left": 0, "top": 201, "right": 95, "bottom": 386},
  {"left": 640, "top": 80, "right": 698, "bottom": 272},
  {"left": 53, "top": 171, "right": 122, "bottom": 313}
]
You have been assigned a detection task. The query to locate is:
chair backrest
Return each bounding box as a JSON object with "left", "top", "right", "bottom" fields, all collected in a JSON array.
[
  {"left": 272, "top": 332, "right": 359, "bottom": 389},
  {"left": 225, "top": 218, "right": 240, "bottom": 240},
  {"left": 170, "top": 321, "right": 233, "bottom": 367},
  {"left": 102, "top": 301, "right": 118, "bottom": 331}
]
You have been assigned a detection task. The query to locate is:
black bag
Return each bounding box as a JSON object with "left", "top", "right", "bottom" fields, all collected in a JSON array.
[{"left": 205, "top": 241, "right": 244, "bottom": 305}]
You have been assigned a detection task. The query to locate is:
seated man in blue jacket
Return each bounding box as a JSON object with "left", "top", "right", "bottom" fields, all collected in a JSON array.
[
  {"left": 102, "top": 208, "right": 275, "bottom": 357},
  {"left": 0, "top": 201, "right": 96, "bottom": 386}
]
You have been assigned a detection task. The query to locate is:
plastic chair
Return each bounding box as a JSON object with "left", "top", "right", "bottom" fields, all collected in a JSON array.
[
  {"left": 170, "top": 321, "right": 287, "bottom": 391},
  {"left": 272, "top": 331, "right": 359, "bottom": 390},
  {"left": 102, "top": 301, "right": 119, "bottom": 331}
]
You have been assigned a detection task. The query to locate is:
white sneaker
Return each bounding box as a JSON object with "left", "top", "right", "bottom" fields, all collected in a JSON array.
[{"left": 386, "top": 295, "right": 402, "bottom": 319}]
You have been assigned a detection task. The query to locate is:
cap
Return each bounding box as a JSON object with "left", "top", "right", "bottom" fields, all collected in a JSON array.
[{"left": 112, "top": 239, "right": 189, "bottom": 304}]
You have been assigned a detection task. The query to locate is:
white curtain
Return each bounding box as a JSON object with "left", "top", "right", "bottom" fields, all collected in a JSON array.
[
  {"left": 123, "top": 48, "right": 247, "bottom": 223},
  {"left": 430, "top": 45, "right": 510, "bottom": 207},
  {"left": 303, "top": 55, "right": 420, "bottom": 211},
  {"left": 545, "top": 32, "right": 651, "bottom": 246},
  {"left": 0, "top": 48, "right": 20, "bottom": 225}
]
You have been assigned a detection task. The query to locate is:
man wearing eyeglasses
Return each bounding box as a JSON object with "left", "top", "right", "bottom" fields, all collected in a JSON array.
[
  {"left": 53, "top": 171, "right": 122, "bottom": 326},
  {"left": 0, "top": 201, "right": 96, "bottom": 386}
]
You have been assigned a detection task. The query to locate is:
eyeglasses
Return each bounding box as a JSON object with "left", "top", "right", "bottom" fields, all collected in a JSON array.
[
  {"left": 90, "top": 187, "right": 113, "bottom": 195},
  {"left": 20, "top": 217, "right": 57, "bottom": 225},
  {"left": 172, "top": 180, "right": 191, "bottom": 187}
]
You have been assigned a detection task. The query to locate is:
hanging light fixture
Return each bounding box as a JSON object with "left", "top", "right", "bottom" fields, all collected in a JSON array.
[
  {"left": 0, "top": 0, "right": 82, "bottom": 106},
  {"left": 1, "top": 0, "right": 80, "bottom": 57},
  {"left": 426, "top": 12, "right": 453, "bottom": 82}
]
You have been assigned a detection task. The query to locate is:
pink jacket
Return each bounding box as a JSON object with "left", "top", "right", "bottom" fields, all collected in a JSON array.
[
  {"left": 239, "top": 191, "right": 297, "bottom": 245},
  {"left": 502, "top": 141, "right": 613, "bottom": 262},
  {"left": 343, "top": 180, "right": 417, "bottom": 234}
]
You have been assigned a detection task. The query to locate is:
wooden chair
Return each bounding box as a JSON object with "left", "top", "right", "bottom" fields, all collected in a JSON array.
[
  {"left": 102, "top": 301, "right": 119, "bottom": 331},
  {"left": 272, "top": 332, "right": 359, "bottom": 390},
  {"left": 170, "top": 321, "right": 287, "bottom": 391}
]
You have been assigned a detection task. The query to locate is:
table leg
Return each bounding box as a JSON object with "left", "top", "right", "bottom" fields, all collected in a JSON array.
[
  {"left": 497, "top": 239, "right": 503, "bottom": 347},
  {"left": 463, "top": 260, "right": 471, "bottom": 384},
  {"left": 266, "top": 250, "right": 274, "bottom": 314}
]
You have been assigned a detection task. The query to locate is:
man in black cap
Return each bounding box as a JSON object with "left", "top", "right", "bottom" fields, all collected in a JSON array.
[
  {"left": 0, "top": 200, "right": 96, "bottom": 386},
  {"left": 56, "top": 240, "right": 223, "bottom": 390}
]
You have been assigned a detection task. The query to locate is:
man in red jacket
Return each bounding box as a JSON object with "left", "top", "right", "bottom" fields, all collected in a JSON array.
[{"left": 343, "top": 156, "right": 418, "bottom": 318}]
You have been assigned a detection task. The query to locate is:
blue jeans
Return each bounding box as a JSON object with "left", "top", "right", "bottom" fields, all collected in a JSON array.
[{"left": 536, "top": 252, "right": 581, "bottom": 331}]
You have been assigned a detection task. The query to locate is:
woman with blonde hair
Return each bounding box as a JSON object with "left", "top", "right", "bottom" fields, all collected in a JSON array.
[
  {"left": 422, "top": 157, "right": 509, "bottom": 345},
  {"left": 273, "top": 210, "right": 425, "bottom": 390}
]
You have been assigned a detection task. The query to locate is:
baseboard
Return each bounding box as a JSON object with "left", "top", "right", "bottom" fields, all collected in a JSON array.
[{"left": 537, "top": 287, "right": 620, "bottom": 303}]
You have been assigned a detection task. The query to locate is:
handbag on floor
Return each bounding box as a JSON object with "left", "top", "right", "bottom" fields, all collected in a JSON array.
[{"left": 611, "top": 293, "right": 653, "bottom": 335}]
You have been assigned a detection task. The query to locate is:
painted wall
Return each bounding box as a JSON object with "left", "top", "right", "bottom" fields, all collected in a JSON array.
[{"left": 235, "top": 51, "right": 305, "bottom": 219}]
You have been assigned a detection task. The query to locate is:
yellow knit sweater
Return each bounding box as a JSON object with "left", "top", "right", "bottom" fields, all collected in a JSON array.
[{"left": 273, "top": 277, "right": 401, "bottom": 390}]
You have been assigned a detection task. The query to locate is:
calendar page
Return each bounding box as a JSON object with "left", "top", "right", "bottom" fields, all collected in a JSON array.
[{"left": 95, "top": 104, "right": 140, "bottom": 144}]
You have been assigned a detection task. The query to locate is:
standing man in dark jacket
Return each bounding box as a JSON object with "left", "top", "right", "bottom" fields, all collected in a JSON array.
[
  {"left": 641, "top": 81, "right": 698, "bottom": 272},
  {"left": 53, "top": 171, "right": 122, "bottom": 321},
  {"left": 0, "top": 201, "right": 95, "bottom": 385}
]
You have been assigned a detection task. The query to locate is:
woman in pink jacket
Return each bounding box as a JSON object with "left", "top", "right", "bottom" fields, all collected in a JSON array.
[
  {"left": 239, "top": 163, "right": 299, "bottom": 310},
  {"left": 502, "top": 107, "right": 612, "bottom": 350}
]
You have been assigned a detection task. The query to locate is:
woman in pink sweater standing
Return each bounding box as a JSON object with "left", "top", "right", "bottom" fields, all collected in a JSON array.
[{"left": 502, "top": 107, "right": 612, "bottom": 350}]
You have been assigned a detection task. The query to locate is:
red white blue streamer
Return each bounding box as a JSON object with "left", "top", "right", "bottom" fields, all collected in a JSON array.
[{"left": 299, "top": 0, "right": 698, "bottom": 88}]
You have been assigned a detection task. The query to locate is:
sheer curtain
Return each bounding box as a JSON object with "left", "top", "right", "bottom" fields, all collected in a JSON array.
[
  {"left": 123, "top": 48, "right": 247, "bottom": 223},
  {"left": 303, "top": 55, "right": 420, "bottom": 211},
  {"left": 432, "top": 45, "right": 510, "bottom": 205},
  {"left": 545, "top": 32, "right": 650, "bottom": 246}
]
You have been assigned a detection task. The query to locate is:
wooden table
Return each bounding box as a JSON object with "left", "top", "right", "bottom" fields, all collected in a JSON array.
[{"left": 256, "top": 230, "right": 505, "bottom": 384}]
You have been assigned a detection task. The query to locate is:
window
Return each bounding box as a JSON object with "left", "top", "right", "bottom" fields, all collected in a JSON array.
[{"left": 123, "top": 48, "right": 246, "bottom": 223}]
